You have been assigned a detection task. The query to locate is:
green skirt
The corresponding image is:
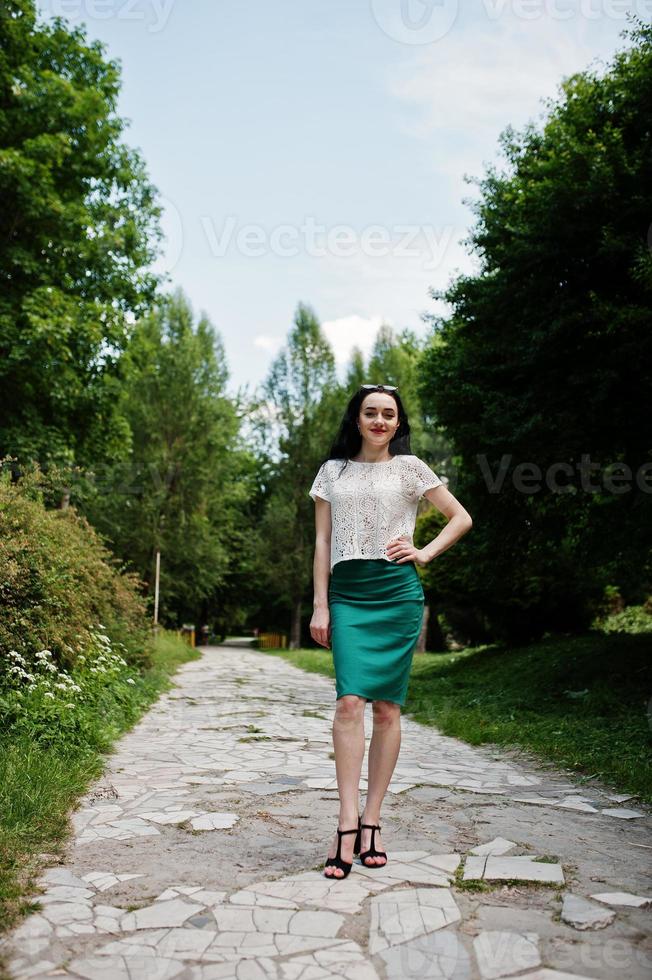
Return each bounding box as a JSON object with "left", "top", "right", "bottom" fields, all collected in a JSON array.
[{"left": 328, "top": 558, "right": 425, "bottom": 707}]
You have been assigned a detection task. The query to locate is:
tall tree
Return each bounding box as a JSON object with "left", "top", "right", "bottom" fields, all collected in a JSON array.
[
  {"left": 345, "top": 346, "right": 366, "bottom": 392},
  {"left": 418, "top": 21, "right": 652, "bottom": 642},
  {"left": 258, "top": 302, "right": 342, "bottom": 647},
  {"left": 0, "top": 1, "right": 162, "bottom": 468},
  {"left": 81, "top": 289, "right": 255, "bottom": 631},
  {"left": 367, "top": 325, "right": 443, "bottom": 458}
]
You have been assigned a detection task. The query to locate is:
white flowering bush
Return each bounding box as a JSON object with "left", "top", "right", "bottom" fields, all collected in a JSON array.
[
  {"left": 0, "top": 462, "right": 151, "bottom": 679},
  {"left": 0, "top": 624, "right": 141, "bottom": 744}
]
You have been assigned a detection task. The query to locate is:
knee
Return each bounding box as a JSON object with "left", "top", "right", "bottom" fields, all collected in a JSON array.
[
  {"left": 335, "top": 694, "right": 366, "bottom": 722},
  {"left": 372, "top": 700, "right": 400, "bottom": 725}
]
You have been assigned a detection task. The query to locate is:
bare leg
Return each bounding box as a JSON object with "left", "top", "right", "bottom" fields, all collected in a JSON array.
[
  {"left": 361, "top": 700, "right": 401, "bottom": 865},
  {"left": 324, "top": 695, "right": 366, "bottom": 877}
]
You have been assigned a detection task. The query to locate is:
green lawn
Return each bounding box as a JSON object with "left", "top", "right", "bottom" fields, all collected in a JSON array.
[
  {"left": 0, "top": 630, "right": 199, "bottom": 946},
  {"left": 262, "top": 630, "right": 652, "bottom": 803}
]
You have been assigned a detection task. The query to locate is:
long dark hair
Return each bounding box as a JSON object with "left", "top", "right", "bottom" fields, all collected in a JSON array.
[{"left": 321, "top": 385, "right": 413, "bottom": 476}]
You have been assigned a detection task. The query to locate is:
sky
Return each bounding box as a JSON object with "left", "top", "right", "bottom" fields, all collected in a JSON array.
[{"left": 37, "top": 0, "right": 645, "bottom": 398}]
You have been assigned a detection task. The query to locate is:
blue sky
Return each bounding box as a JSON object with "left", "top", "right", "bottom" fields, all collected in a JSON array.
[{"left": 38, "top": 0, "right": 642, "bottom": 397}]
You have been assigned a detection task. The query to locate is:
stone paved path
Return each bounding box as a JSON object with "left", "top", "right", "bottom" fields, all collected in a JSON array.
[{"left": 2, "top": 644, "right": 651, "bottom": 979}]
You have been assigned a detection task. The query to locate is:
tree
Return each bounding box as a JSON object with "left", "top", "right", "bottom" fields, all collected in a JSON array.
[
  {"left": 418, "top": 21, "right": 652, "bottom": 642},
  {"left": 0, "top": 1, "right": 162, "bottom": 468},
  {"left": 81, "top": 289, "right": 256, "bottom": 631},
  {"left": 258, "top": 302, "right": 342, "bottom": 647},
  {"left": 344, "top": 346, "right": 366, "bottom": 392}
]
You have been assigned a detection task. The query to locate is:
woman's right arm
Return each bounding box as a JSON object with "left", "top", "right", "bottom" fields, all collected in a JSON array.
[{"left": 309, "top": 497, "right": 331, "bottom": 649}]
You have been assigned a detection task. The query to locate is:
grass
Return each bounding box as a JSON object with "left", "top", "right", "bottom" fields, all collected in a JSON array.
[
  {"left": 0, "top": 630, "right": 200, "bottom": 946},
  {"left": 259, "top": 630, "right": 652, "bottom": 803}
]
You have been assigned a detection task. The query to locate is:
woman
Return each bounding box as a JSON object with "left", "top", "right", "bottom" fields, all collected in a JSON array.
[{"left": 308, "top": 383, "right": 473, "bottom": 880}]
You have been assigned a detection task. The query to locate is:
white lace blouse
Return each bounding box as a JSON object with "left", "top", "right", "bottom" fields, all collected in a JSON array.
[{"left": 308, "top": 454, "right": 443, "bottom": 571}]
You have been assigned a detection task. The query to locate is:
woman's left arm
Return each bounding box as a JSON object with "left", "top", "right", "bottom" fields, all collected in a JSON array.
[
  {"left": 418, "top": 485, "right": 473, "bottom": 563},
  {"left": 386, "top": 485, "right": 473, "bottom": 566}
]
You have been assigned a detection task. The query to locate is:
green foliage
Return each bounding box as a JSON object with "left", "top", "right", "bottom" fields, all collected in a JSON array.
[
  {"left": 0, "top": 631, "right": 138, "bottom": 747},
  {"left": 77, "top": 288, "right": 259, "bottom": 632},
  {"left": 0, "top": 460, "right": 151, "bottom": 672},
  {"left": 0, "top": 1, "right": 163, "bottom": 468},
  {"left": 418, "top": 23, "right": 652, "bottom": 642},
  {"left": 594, "top": 604, "right": 652, "bottom": 634}
]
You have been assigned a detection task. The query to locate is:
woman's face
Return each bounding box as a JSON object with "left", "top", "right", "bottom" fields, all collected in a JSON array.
[{"left": 358, "top": 392, "right": 400, "bottom": 449}]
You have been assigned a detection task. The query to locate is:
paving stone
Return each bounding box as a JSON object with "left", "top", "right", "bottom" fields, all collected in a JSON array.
[
  {"left": 469, "top": 837, "right": 517, "bottom": 856},
  {"left": 369, "top": 887, "right": 461, "bottom": 953},
  {"left": 599, "top": 807, "right": 646, "bottom": 819},
  {"left": 229, "top": 872, "right": 379, "bottom": 915},
  {"left": 186, "top": 914, "right": 216, "bottom": 928},
  {"left": 4, "top": 960, "right": 59, "bottom": 978},
  {"left": 39, "top": 901, "right": 94, "bottom": 926},
  {"left": 40, "top": 869, "right": 92, "bottom": 889},
  {"left": 189, "top": 812, "right": 239, "bottom": 830},
  {"left": 555, "top": 799, "right": 598, "bottom": 813},
  {"left": 473, "top": 929, "right": 540, "bottom": 978},
  {"left": 156, "top": 887, "right": 227, "bottom": 905},
  {"left": 590, "top": 890, "right": 652, "bottom": 908},
  {"left": 288, "top": 942, "right": 381, "bottom": 979},
  {"left": 240, "top": 782, "right": 299, "bottom": 795},
  {"left": 7, "top": 912, "right": 52, "bottom": 940},
  {"left": 378, "top": 928, "right": 472, "bottom": 979},
  {"left": 560, "top": 893, "right": 617, "bottom": 930},
  {"left": 475, "top": 906, "right": 557, "bottom": 937},
  {"left": 156, "top": 886, "right": 207, "bottom": 900},
  {"left": 356, "top": 856, "right": 456, "bottom": 887},
  {"left": 121, "top": 898, "right": 207, "bottom": 930},
  {"left": 504, "top": 971, "right": 595, "bottom": 980},
  {"left": 483, "top": 856, "right": 564, "bottom": 884},
  {"left": 420, "top": 853, "right": 462, "bottom": 875},
  {"left": 462, "top": 855, "right": 487, "bottom": 880},
  {"left": 67, "top": 954, "right": 185, "bottom": 978},
  {"left": 138, "top": 809, "right": 201, "bottom": 824},
  {"left": 81, "top": 871, "right": 144, "bottom": 891},
  {"left": 37, "top": 885, "right": 95, "bottom": 903},
  {"left": 512, "top": 796, "right": 564, "bottom": 806}
]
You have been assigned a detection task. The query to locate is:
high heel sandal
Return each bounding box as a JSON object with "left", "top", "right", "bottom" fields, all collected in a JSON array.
[
  {"left": 355, "top": 816, "right": 387, "bottom": 867},
  {"left": 323, "top": 826, "right": 359, "bottom": 879}
]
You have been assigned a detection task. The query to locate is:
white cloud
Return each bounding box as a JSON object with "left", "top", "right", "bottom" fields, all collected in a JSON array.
[
  {"left": 253, "top": 334, "right": 284, "bottom": 353},
  {"left": 386, "top": 10, "right": 624, "bottom": 189},
  {"left": 321, "top": 314, "right": 389, "bottom": 366}
]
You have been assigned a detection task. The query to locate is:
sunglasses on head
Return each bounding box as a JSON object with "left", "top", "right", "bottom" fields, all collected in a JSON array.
[{"left": 360, "top": 384, "right": 398, "bottom": 393}]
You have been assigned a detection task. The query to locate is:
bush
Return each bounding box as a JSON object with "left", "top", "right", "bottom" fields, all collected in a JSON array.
[
  {"left": 593, "top": 605, "right": 652, "bottom": 635},
  {"left": 0, "top": 459, "right": 152, "bottom": 677},
  {"left": 0, "top": 630, "right": 140, "bottom": 748}
]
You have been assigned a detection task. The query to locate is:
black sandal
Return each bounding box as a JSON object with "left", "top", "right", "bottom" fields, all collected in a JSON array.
[
  {"left": 356, "top": 817, "right": 387, "bottom": 867},
  {"left": 323, "top": 826, "right": 359, "bottom": 879}
]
